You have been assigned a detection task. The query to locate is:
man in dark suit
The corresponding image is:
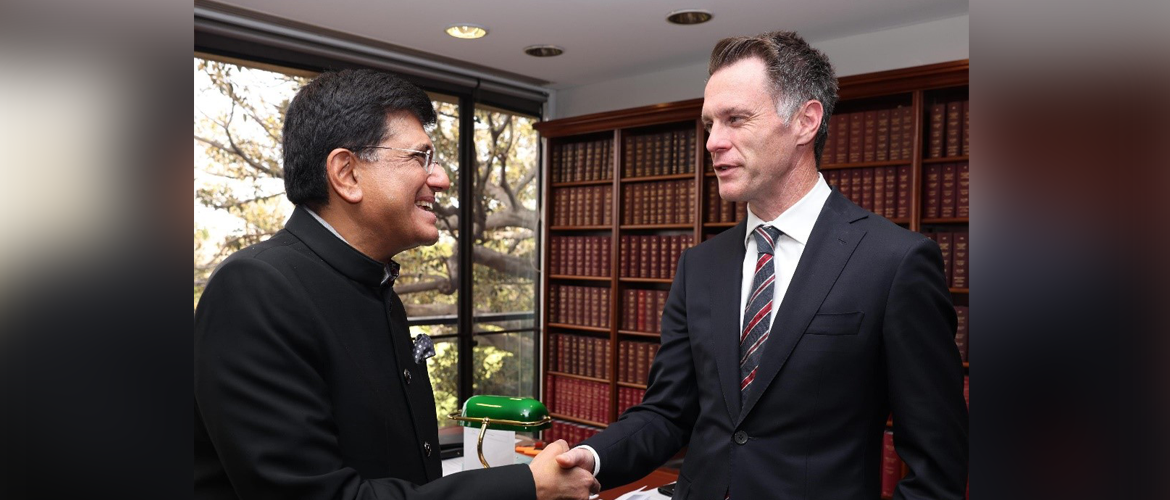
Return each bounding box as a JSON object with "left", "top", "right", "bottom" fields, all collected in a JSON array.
[
  {"left": 556, "top": 31, "right": 968, "bottom": 499},
  {"left": 195, "top": 69, "right": 598, "bottom": 500}
]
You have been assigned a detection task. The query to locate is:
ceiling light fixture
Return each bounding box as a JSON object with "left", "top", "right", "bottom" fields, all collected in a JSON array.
[
  {"left": 445, "top": 24, "right": 488, "bottom": 39},
  {"left": 666, "top": 9, "right": 713, "bottom": 25},
  {"left": 523, "top": 45, "right": 564, "bottom": 57}
]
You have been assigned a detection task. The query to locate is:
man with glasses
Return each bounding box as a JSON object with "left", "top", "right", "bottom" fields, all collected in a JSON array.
[{"left": 195, "top": 69, "right": 598, "bottom": 500}]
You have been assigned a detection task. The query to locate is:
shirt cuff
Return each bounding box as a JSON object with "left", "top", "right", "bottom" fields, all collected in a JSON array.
[{"left": 574, "top": 445, "right": 602, "bottom": 477}]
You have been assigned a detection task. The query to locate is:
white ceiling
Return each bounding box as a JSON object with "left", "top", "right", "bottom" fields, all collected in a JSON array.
[{"left": 203, "top": 0, "right": 968, "bottom": 90}]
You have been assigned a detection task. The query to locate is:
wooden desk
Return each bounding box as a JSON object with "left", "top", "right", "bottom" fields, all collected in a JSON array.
[{"left": 598, "top": 468, "right": 678, "bottom": 500}]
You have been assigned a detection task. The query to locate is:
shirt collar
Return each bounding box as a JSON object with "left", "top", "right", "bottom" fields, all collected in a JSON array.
[
  {"left": 744, "top": 172, "right": 832, "bottom": 248},
  {"left": 304, "top": 207, "right": 400, "bottom": 286}
]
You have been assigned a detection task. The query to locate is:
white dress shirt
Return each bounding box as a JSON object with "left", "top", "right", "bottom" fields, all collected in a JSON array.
[
  {"left": 739, "top": 173, "right": 832, "bottom": 333},
  {"left": 576, "top": 174, "right": 832, "bottom": 477}
]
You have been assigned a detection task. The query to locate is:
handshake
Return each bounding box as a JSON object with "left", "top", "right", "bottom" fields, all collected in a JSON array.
[{"left": 529, "top": 439, "right": 602, "bottom": 500}]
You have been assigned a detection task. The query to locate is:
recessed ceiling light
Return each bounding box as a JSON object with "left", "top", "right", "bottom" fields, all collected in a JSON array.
[
  {"left": 524, "top": 45, "right": 564, "bottom": 57},
  {"left": 445, "top": 24, "right": 488, "bottom": 39},
  {"left": 666, "top": 9, "right": 713, "bottom": 25}
]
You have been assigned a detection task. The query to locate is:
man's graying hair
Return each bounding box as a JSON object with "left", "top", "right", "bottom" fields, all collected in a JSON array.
[{"left": 709, "top": 31, "right": 838, "bottom": 167}]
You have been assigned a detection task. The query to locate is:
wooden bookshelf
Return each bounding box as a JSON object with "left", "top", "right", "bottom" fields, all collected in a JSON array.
[{"left": 536, "top": 61, "right": 970, "bottom": 484}]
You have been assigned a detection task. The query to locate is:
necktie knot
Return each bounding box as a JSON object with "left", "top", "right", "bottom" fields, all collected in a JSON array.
[{"left": 752, "top": 225, "right": 782, "bottom": 255}]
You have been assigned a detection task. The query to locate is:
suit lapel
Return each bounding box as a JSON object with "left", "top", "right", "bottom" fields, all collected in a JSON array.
[
  {"left": 738, "top": 191, "right": 867, "bottom": 420},
  {"left": 710, "top": 221, "right": 748, "bottom": 423}
]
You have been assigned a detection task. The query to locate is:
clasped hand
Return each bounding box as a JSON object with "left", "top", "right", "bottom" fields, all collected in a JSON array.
[{"left": 529, "top": 439, "right": 601, "bottom": 500}]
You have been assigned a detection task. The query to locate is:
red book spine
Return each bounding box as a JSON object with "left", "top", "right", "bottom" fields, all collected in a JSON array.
[
  {"left": 881, "top": 430, "right": 902, "bottom": 498},
  {"left": 873, "top": 167, "right": 886, "bottom": 217},
  {"left": 896, "top": 166, "right": 911, "bottom": 218},
  {"left": 705, "top": 177, "right": 719, "bottom": 222},
  {"left": 953, "top": 232, "right": 968, "bottom": 289},
  {"left": 618, "top": 341, "right": 630, "bottom": 383},
  {"left": 601, "top": 236, "right": 611, "bottom": 277},
  {"left": 861, "top": 167, "right": 875, "bottom": 211},
  {"left": 849, "top": 168, "right": 863, "bottom": 206},
  {"left": 884, "top": 166, "right": 897, "bottom": 219},
  {"left": 924, "top": 164, "right": 941, "bottom": 219},
  {"left": 876, "top": 109, "right": 891, "bottom": 162},
  {"left": 649, "top": 236, "right": 662, "bottom": 279},
  {"left": 945, "top": 101, "right": 963, "bottom": 157},
  {"left": 957, "top": 162, "right": 970, "bottom": 218},
  {"left": 636, "top": 290, "right": 648, "bottom": 332},
  {"left": 635, "top": 342, "right": 648, "bottom": 385},
  {"left": 928, "top": 103, "right": 946, "bottom": 158},
  {"left": 636, "top": 235, "right": 648, "bottom": 278},
  {"left": 602, "top": 187, "right": 613, "bottom": 226},
  {"left": 623, "top": 138, "right": 633, "bottom": 178},
  {"left": 862, "top": 110, "right": 878, "bottom": 162},
  {"left": 901, "top": 107, "right": 914, "bottom": 161},
  {"left": 822, "top": 116, "right": 837, "bottom": 165},
  {"left": 838, "top": 168, "right": 852, "bottom": 201},
  {"left": 940, "top": 163, "right": 957, "bottom": 218},
  {"left": 848, "top": 113, "right": 864, "bottom": 163},
  {"left": 584, "top": 237, "right": 595, "bottom": 277},
  {"left": 888, "top": 107, "right": 903, "bottom": 161},
  {"left": 835, "top": 112, "right": 851, "bottom": 164}
]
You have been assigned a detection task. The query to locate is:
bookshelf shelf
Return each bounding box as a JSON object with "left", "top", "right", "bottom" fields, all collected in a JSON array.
[
  {"left": 619, "top": 277, "right": 673, "bottom": 284},
  {"left": 551, "top": 179, "right": 613, "bottom": 188},
  {"left": 621, "top": 173, "right": 696, "bottom": 183},
  {"left": 537, "top": 60, "right": 969, "bottom": 455},
  {"left": 549, "top": 225, "right": 613, "bottom": 231},
  {"left": 549, "top": 413, "right": 609, "bottom": 428},
  {"left": 923, "top": 155, "right": 969, "bottom": 164},
  {"left": 620, "top": 224, "right": 694, "bottom": 230},
  {"left": 548, "top": 323, "right": 611, "bottom": 334},
  {"left": 618, "top": 330, "right": 661, "bottom": 338},
  {"left": 549, "top": 274, "right": 612, "bottom": 282},
  {"left": 547, "top": 371, "right": 610, "bottom": 384},
  {"left": 821, "top": 159, "right": 912, "bottom": 170}
]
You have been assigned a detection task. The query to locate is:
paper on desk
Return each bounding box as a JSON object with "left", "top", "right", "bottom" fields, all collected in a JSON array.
[{"left": 462, "top": 427, "right": 515, "bottom": 470}]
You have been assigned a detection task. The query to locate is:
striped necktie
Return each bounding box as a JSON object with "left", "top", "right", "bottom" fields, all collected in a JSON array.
[{"left": 740, "top": 224, "right": 782, "bottom": 405}]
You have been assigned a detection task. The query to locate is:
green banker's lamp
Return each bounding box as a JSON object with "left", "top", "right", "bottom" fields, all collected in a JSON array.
[{"left": 449, "top": 395, "right": 552, "bottom": 468}]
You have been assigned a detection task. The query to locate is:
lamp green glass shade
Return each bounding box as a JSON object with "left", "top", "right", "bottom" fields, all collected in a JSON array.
[
  {"left": 448, "top": 395, "right": 552, "bottom": 432},
  {"left": 448, "top": 395, "right": 552, "bottom": 468}
]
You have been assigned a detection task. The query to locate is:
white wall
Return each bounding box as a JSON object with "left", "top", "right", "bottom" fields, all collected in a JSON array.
[{"left": 550, "top": 13, "right": 969, "bottom": 120}]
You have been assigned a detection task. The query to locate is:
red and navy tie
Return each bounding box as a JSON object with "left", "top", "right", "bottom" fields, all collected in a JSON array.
[{"left": 740, "top": 224, "right": 782, "bottom": 406}]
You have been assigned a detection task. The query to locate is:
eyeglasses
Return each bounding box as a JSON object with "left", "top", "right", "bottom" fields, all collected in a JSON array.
[{"left": 354, "top": 146, "right": 437, "bottom": 175}]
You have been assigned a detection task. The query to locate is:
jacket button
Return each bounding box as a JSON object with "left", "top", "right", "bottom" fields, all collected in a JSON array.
[
  {"left": 733, "top": 431, "right": 748, "bottom": 445},
  {"left": 423, "top": 441, "right": 432, "bottom": 457},
  {"left": 403, "top": 368, "right": 412, "bottom": 384}
]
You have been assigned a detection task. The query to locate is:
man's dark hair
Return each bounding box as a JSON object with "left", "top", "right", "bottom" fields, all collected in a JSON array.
[
  {"left": 709, "top": 31, "right": 838, "bottom": 167},
  {"left": 282, "top": 69, "right": 437, "bottom": 206}
]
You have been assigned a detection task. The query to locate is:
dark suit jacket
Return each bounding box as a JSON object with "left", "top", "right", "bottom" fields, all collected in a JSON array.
[
  {"left": 195, "top": 206, "right": 535, "bottom": 500},
  {"left": 584, "top": 190, "right": 968, "bottom": 499}
]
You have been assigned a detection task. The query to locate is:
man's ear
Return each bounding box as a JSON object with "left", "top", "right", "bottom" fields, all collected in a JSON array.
[
  {"left": 793, "top": 100, "right": 824, "bottom": 147},
  {"left": 325, "top": 148, "right": 363, "bottom": 204}
]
